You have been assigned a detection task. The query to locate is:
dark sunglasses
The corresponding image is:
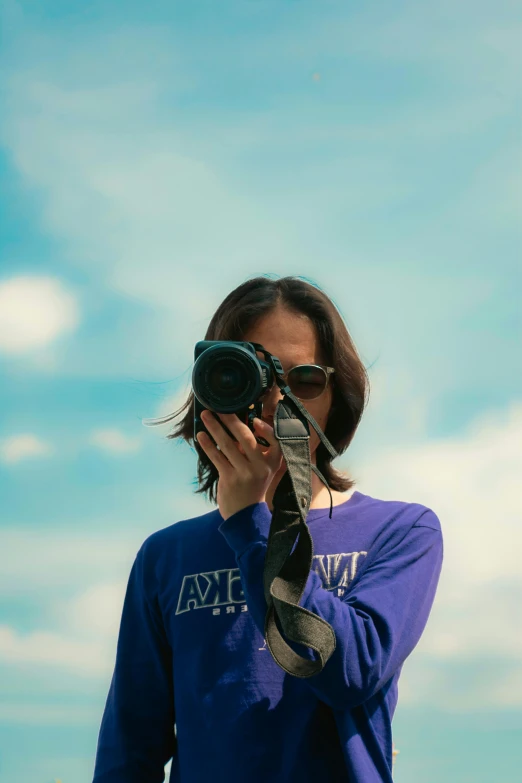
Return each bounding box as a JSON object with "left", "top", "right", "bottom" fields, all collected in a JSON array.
[{"left": 267, "top": 364, "right": 335, "bottom": 401}]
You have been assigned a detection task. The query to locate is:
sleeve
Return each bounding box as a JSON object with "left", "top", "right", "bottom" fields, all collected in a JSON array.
[
  {"left": 218, "top": 502, "right": 443, "bottom": 712},
  {"left": 92, "top": 540, "right": 176, "bottom": 782}
]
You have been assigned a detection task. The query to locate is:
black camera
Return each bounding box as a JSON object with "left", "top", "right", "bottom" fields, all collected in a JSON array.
[{"left": 193, "top": 340, "right": 285, "bottom": 449}]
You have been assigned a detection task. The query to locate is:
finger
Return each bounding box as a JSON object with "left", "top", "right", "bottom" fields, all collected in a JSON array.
[
  {"left": 196, "top": 431, "right": 230, "bottom": 469},
  {"left": 200, "top": 412, "right": 245, "bottom": 470},
  {"left": 214, "top": 412, "right": 259, "bottom": 455}
]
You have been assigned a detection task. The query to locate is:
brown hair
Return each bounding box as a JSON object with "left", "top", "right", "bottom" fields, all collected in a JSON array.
[{"left": 145, "top": 274, "right": 370, "bottom": 504}]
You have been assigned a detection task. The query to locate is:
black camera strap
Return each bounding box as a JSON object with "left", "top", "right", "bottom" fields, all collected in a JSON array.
[{"left": 261, "top": 379, "right": 340, "bottom": 678}]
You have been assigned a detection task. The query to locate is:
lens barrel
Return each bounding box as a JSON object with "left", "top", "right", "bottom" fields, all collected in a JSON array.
[{"left": 192, "top": 342, "right": 268, "bottom": 414}]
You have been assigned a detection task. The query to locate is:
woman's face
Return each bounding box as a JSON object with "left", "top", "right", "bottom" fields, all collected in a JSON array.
[{"left": 242, "top": 305, "right": 333, "bottom": 466}]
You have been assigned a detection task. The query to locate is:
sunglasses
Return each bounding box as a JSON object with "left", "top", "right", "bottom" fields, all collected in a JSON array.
[{"left": 267, "top": 364, "right": 335, "bottom": 401}]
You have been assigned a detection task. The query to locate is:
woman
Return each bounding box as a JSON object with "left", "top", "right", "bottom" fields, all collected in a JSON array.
[{"left": 92, "top": 275, "right": 443, "bottom": 783}]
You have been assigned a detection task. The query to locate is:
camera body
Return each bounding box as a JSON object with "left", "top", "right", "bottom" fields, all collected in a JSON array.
[{"left": 193, "top": 340, "right": 278, "bottom": 448}]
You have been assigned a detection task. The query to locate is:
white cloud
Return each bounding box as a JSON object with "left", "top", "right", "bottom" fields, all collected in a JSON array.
[
  {"left": 0, "top": 276, "right": 79, "bottom": 354},
  {"left": 88, "top": 428, "right": 142, "bottom": 454},
  {"left": 0, "top": 530, "right": 141, "bottom": 679},
  {"left": 0, "top": 583, "right": 133, "bottom": 683},
  {"left": 64, "top": 581, "right": 128, "bottom": 639},
  {"left": 358, "top": 399, "right": 522, "bottom": 596},
  {"left": 0, "top": 701, "right": 100, "bottom": 725},
  {"left": 0, "top": 433, "right": 54, "bottom": 464},
  {"left": 0, "top": 527, "right": 140, "bottom": 594},
  {"left": 1, "top": 74, "right": 288, "bottom": 313},
  {"left": 0, "top": 8, "right": 518, "bottom": 388},
  {"left": 397, "top": 651, "right": 522, "bottom": 713},
  {"left": 354, "top": 399, "right": 522, "bottom": 710},
  {"left": 0, "top": 624, "right": 112, "bottom": 678}
]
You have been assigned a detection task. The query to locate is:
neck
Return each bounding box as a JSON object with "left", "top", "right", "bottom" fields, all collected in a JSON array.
[{"left": 265, "top": 453, "right": 333, "bottom": 512}]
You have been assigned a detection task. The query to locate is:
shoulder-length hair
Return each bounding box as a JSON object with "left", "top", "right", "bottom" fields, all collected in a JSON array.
[{"left": 145, "top": 274, "right": 370, "bottom": 505}]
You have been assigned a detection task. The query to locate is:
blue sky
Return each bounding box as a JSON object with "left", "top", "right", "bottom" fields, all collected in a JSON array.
[{"left": 0, "top": 0, "right": 521, "bottom": 780}]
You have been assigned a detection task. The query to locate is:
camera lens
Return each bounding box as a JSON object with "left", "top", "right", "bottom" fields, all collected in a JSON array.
[
  {"left": 193, "top": 342, "right": 263, "bottom": 413},
  {"left": 209, "top": 362, "right": 247, "bottom": 396}
]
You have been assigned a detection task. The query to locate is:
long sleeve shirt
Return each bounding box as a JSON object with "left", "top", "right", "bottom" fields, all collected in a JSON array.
[{"left": 92, "top": 489, "right": 443, "bottom": 782}]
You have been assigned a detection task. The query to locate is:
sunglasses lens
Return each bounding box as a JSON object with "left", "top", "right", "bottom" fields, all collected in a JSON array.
[{"left": 288, "top": 366, "right": 327, "bottom": 400}]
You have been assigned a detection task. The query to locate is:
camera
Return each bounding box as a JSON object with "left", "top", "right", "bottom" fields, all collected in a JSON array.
[{"left": 193, "top": 340, "right": 283, "bottom": 449}]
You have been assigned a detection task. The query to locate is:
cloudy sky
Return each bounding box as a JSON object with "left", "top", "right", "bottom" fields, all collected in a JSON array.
[{"left": 0, "top": 0, "right": 521, "bottom": 781}]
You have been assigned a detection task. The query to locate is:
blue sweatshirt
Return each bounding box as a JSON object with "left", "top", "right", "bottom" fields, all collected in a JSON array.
[{"left": 92, "top": 489, "right": 443, "bottom": 783}]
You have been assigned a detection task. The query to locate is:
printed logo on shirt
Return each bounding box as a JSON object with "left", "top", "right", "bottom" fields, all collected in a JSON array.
[{"left": 174, "top": 551, "right": 367, "bottom": 616}]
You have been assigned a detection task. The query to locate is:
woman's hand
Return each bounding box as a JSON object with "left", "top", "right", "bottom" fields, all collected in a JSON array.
[{"left": 196, "top": 410, "right": 285, "bottom": 521}]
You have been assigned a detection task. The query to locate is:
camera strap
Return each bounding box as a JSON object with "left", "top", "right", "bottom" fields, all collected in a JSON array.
[{"left": 261, "top": 387, "right": 340, "bottom": 678}]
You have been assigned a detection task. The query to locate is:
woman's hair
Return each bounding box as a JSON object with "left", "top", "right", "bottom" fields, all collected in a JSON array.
[{"left": 146, "top": 274, "right": 370, "bottom": 505}]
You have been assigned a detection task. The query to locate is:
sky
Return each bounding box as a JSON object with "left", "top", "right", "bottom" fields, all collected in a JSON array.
[{"left": 0, "top": 0, "right": 521, "bottom": 781}]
